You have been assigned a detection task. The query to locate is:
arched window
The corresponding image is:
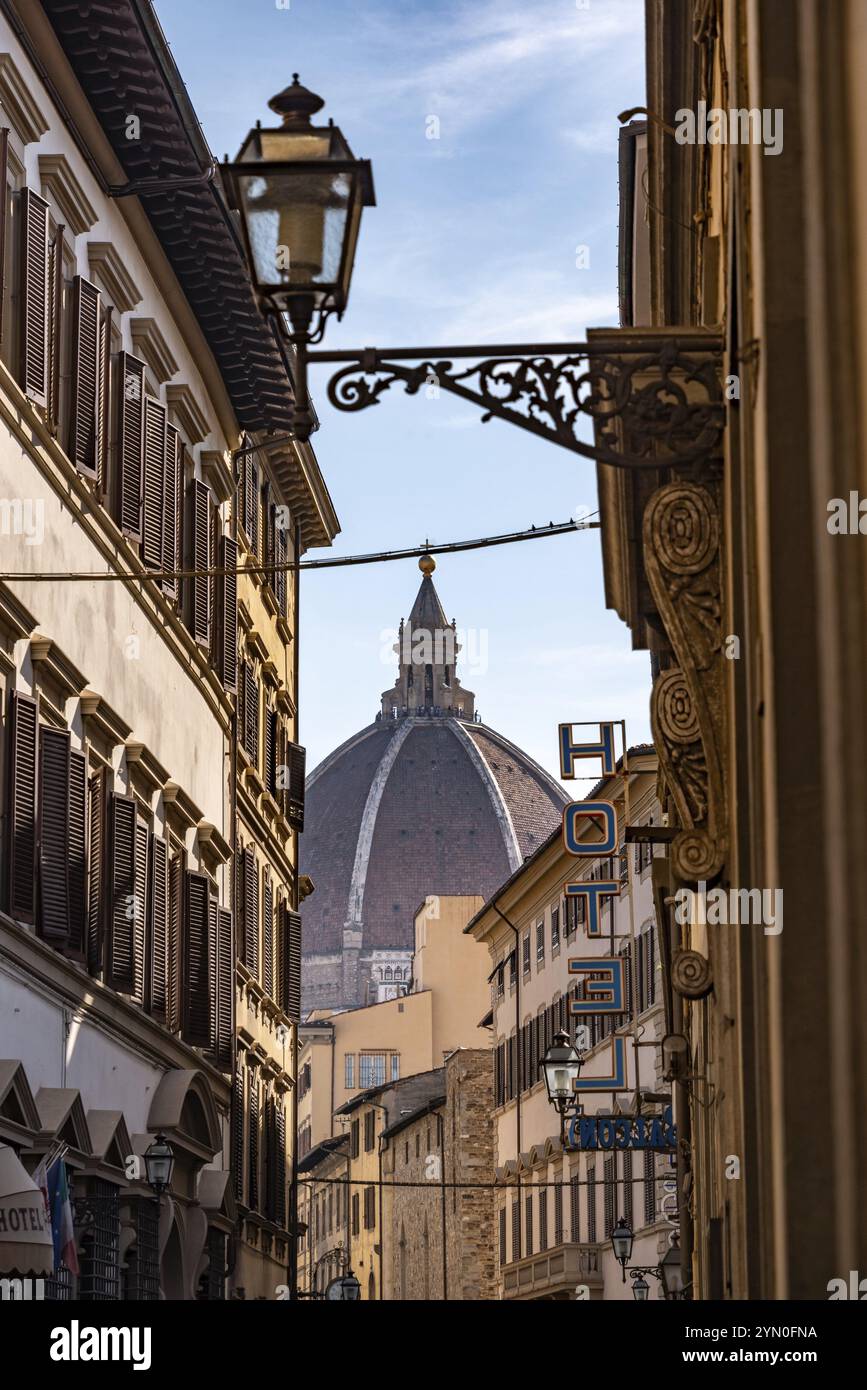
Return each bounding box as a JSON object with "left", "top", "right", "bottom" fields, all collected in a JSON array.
[{"left": 385, "top": 967, "right": 393, "bottom": 981}]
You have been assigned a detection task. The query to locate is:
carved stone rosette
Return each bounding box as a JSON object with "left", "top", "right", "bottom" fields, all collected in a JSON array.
[{"left": 643, "top": 482, "right": 727, "bottom": 885}]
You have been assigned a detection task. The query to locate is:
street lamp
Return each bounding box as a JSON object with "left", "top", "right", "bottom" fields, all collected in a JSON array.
[
  {"left": 540, "top": 1029, "right": 583, "bottom": 1142},
  {"left": 143, "top": 1134, "right": 175, "bottom": 1198},
  {"left": 222, "top": 75, "right": 375, "bottom": 441},
  {"left": 324, "top": 1269, "right": 361, "bottom": 1301},
  {"left": 611, "top": 1216, "right": 634, "bottom": 1280},
  {"left": 630, "top": 1272, "right": 650, "bottom": 1302},
  {"left": 659, "top": 1232, "right": 683, "bottom": 1299}
]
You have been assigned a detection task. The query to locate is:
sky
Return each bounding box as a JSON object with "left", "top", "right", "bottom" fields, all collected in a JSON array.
[{"left": 156, "top": 0, "right": 650, "bottom": 781}]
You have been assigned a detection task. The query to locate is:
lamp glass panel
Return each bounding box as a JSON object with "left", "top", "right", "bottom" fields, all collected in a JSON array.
[{"left": 237, "top": 171, "right": 351, "bottom": 290}]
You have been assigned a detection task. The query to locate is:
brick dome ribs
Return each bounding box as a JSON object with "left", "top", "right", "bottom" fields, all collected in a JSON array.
[{"left": 299, "top": 558, "right": 568, "bottom": 1011}]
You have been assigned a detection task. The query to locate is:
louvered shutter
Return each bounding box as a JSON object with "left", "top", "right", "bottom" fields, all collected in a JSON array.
[
  {"left": 167, "top": 850, "right": 182, "bottom": 1032},
  {"left": 47, "top": 224, "right": 64, "bottom": 432},
  {"left": 265, "top": 706, "right": 277, "bottom": 797},
  {"left": 248, "top": 1072, "right": 259, "bottom": 1211},
  {"left": 212, "top": 906, "right": 233, "bottom": 1071},
  {"left": 117, "top": 353, "right": 146, "bottom": 540},
  {"left": 243, "top": 845, "right": 259, "bottom": 978},
  {"left": 262, "top": 484, "right": 273, "bottom": 586},
  {"left": 275, "top": 513, "right": 288, "bottom": 616},
  {"left": 285, "top": 740, "right": 306, "bottom": 831},
  {"left": 231, "top": 1067, "right": 245, "bottom": 1202},
  {"left": 243, "top": 456, "right": 258, "bottom": 550},
  {"left": 243, "top": 665, "right": 259, "bottom": 765},
  {"left": 69, "top": 275, "right": 101, "bottom": 476},
  {"left": 182, "top": 870, "right": 211, "bottom": 1047},
  {"left": 7, "top": 690, "right": 38, "bottom": 923},
  {"left": 86, "top": 767, "right": 106, "bottom": 974},
  {"left": 149, "top": 834, "right": 168, "bottom": 1022},
  {"left": 162, "top": 425, "right": 179, "bottom": 599},
  {"left": 218, "top": 536, "right": 238, "bottom": 693},
  {"left": 280, "top": 906, "right": 302, "bottom": 1021},
  {"left": 188, "top": 478, "right": 210, "bottom": 646},
  {"left": 37, "top": 726, "right": 70, "bottom": 942},
  {"left": 20, "top": 187, "right": 49, "bottom": 406},
  {"left": 275, "top": 1101, "right": 286, "bottom": 1227},
  {"left": 142, "top": 396, "right": 167, "bottom": 569},
  {"left": 97, "top": 304, "right": 111, "bottom": 492},
  {"left": 132, "top": 817, "right": 148, "bottom": 1005},
  {"left": 262, "top": 871, "right": 274, "bottom": 999},
  {"left": 106, "top": 795, "right": 137, "bottom": 993},
  {"left": 68, "top": 748, "right": 86, "bottom": 956}
]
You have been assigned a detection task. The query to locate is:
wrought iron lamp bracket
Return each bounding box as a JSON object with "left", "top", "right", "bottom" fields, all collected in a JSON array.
[{"left": 309, "top": 337, "right": 725, "bottom": 469}]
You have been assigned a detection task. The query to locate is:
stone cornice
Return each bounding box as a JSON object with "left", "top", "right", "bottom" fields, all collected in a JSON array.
[
  {"left": 129, "top": 317, "right": 179, "bottom": 384},
  {"left": 0, "top": 53, "right": 50, "bottom": 145},
  {"left": 87, "top": 241, "right": 143, "bottom": 313},
  {"left": 196, "top": 820, "right": 232, "bottom": 864},
  {"left": 200, "top": 450, "right": 235, "bottom": 505},
  {"left": 125, "top": 740, "right": 170, "bottom": 794},
  {"left": 163, "top": 780, "right": 204, "bottom": 832},
  {"left": 79, "top": 687, "right": 133, "bottom": 747},
  {"left": 38, "top": 153, "right": 98, "bottom": 235},
  {"left": 30, "top": 635, "right": 87, "bottom": 699}
]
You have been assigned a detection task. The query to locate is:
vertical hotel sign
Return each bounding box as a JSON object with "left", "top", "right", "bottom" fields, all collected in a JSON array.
[{"left": 560, "top": 722, "right": 628, "bottom": 1094}]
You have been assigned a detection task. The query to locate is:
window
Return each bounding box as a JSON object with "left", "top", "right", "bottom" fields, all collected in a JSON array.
[
  {"left": 551, "top": 904, "right": 560, "bottom": 952},
  {"left": 521, "top": 932, "right": 530, "bottom": 976},
  {"left": 508, "top": 949, "right": 517, "bottom": 990},
  {"left": 363, "top": 1184, "right": 376, "bottom": 1230},
  {"left": 499, "top": 1207, "right": 507, "bottom": 1264},
  {"left": 635, "top": 838, "right": 653, "bottom": 874},
  {"left": 390, "top": 1053, "right": 400, "bottom": 1081},
  {"left": 604, "top": 1155, "right": 615, "bottom": 1241},
  {"left": 351, "top": 1192, "right": 360, "bottom": 1236},
  {"left": 587, "top": 1166, "right": 596, "bottom": 1242},
  {"left": 363, "top": 1109, "right": 376, "bottom": 1152},
  {"left": 344, "top": 1054, "right": 355, "bottom": 1090},
  {"left": 350, "top": 1119, "right": 359, "bottom": 1160},
  {"left": 570, "top": 1172, "right": 580, "bottom": 1243},
  {"left": 359, "top": 1052, "right": 386, "bottom": 1088},
  {"left": 622, "top": 1150, "right": 633, "bottom": 1229},
  {"left": 535, "top": 919, "right": 545, "bottom": 965},
  {"left": 511, "top": 1198, "right": 521, "bottom": 1262},
  {"left": 538, "top": 1186, "right": 548, "bottom": 1253},
  {"left": 554, "top": 1178, "right": 563, "bottom": 1245},
  {"left": 643, "top": 1149, "right": 656, "bottom": 1227},
  {"left": 524, "top": 1194, "right": 533, "bottom": 1258},
  {"left": 496, "top": 961, "right": 505, "bottom": 998}
]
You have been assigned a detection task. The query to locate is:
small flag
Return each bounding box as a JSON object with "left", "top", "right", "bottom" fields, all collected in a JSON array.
[{"left": 47, "top": 1158, "right": 80, "bottom": 1276}]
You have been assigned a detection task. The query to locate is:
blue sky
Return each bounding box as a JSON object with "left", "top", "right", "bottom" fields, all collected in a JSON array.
[{"left": 157, "top": 0, "right": 650, "bottom": 780}]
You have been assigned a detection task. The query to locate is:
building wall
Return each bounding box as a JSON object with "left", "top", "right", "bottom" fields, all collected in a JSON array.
[
  {"left": 413, "top": 895, "right": 489, "bottom": 1060},
  {"left": 443, "top": 1049, "right": 496, "bottom": 1301}
]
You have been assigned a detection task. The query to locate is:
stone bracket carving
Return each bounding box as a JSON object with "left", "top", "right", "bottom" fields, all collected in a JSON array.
[{"left": 644, "top": 482, "right": 727, "bottom": 885}]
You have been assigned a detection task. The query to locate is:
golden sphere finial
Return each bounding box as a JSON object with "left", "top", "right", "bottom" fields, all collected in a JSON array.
[{"left": 419, "top": 553, "right": 436, "bottom": 576}]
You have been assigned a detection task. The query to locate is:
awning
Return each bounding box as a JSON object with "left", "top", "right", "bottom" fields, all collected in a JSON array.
[{"left": 0, "top": 1145, "right": 53, "bottom": 1275}]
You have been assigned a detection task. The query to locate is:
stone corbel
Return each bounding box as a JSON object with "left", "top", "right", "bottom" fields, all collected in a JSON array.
[{"left": 643, "top": 481, "right": 727, "bottom": 885}]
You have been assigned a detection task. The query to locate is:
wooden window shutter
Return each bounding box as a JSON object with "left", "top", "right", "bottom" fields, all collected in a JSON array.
[
  {"left": 188, "top": 478, "right": 210, "bottom": 646},
  {"left": 182, "top": 870, "right": 211, "bottom": 1048},
  {"left": 162, "top": 425, "right": 180, "bottom": 599},
  {"left": 132, "top": 817, "right": 148, "bottom": 1005},
  {"left": 243, "top": 456, "right": 258, "bottom": 551},
  {"left": 86, "top": 766, "right": 106, "bottom": 974},
  {"left": 262, "top": 870, "right": 274, "bottom": 999},
  {"left": 69, "top": 275, "right": 101, "bottom": 476},
  {"left": 106, "top": 795, "right": 138, "bottom": 994},
  {"left": 243, "top": 664, "right": 259, "bottom": 765},
  {"left": 262, "top": 481, "right": 272, "bottom": 579},
  {"left": 265, "top": 705, "right": 277, "bottom": 797},
  {"left": 243, "top": 845, "right": 259, "bottom": 977},
  {"left": 19, "top": 187, "right": 50, "bottom": 406},
  {"left": 7, "top": 690, "right": 38, "bottom": 923},
  {"left": 116, "top": 353, "right": 146, "bottom": 539},
  {"left": 167, "top": 849, "right": 183, "bottom": 1032},
  {"left": 68, "top": 748, "right": 87, "bottom": 957},
  {"left": 47, "top": 224, "right": 64, "bottom": 433},
  {"left": 275, "top": 513, "right": 288, "bottom": 616},
  {"left": 231, "top": 1066, "right": 245, "bottom": 1202},
  {"left": 210, "top": 905, "right": 233, "bottom": 1071},
  {"left": 276, "top": 1101, "right": 286, "bottom": 1227},
  {"left": 217, "top": 536, "right": 238, "bottom": 693},
  {"left": 279, "top": 906, "right": 302, "bottom": 1021},
  {"left": 248, "top": 1071, "right": 260, "bottom": 1211},
  {"left": 285, "top": 740, "right": 306, "bottom": 831},
  {"left": 37, "top": 725, "right": 70, "bottom": 942},
  {"left": 142, "top": 395, "right": 167, "bottom": 569},
  {"left": 96, "top": 303, "right": 111, "bottom": 493},
  {"left": 149, "top": 834, "right": 169, "bottom": 1022}
]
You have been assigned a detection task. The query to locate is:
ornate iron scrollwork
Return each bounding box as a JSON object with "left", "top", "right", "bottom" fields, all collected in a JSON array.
[{"left": 320, "top": 340, "right": 724, "bottom": 468}]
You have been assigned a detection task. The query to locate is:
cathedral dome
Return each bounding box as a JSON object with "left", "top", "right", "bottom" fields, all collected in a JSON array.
[{"left": 300, "top": 558, "right": 567, "bottom": 1011}]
